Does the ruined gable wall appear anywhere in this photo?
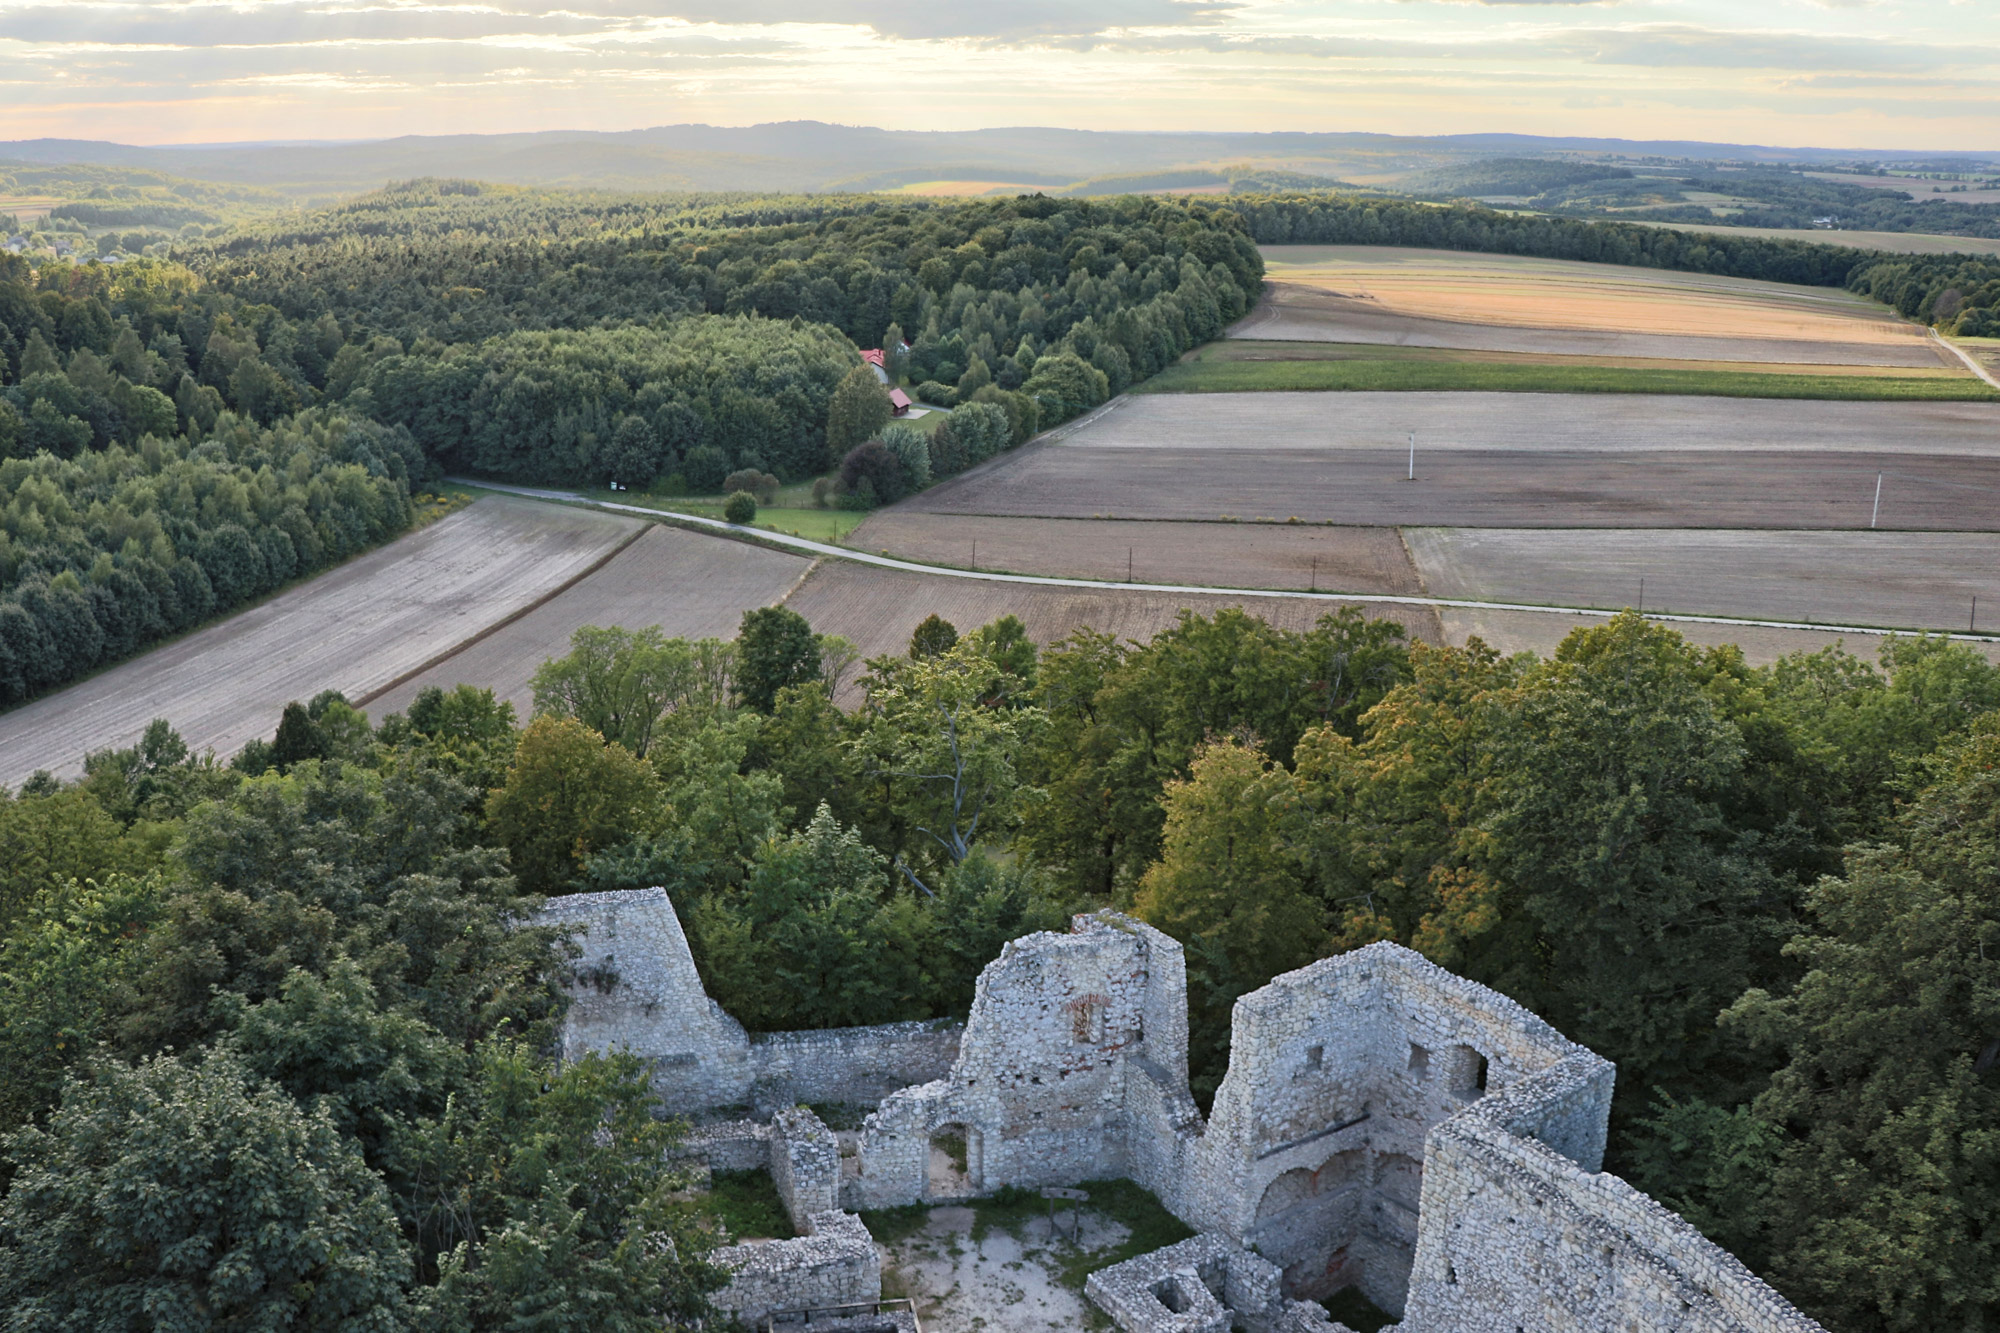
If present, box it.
[539,887,755,1109]
[539,889,960,1116]
[849,912,1192,1207]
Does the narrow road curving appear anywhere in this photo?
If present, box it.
[457,479,2000,645]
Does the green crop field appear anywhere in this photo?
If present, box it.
[1135,356,2000,401]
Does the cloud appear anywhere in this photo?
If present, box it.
[538,0,1240,43]
[1548,25,1995,72]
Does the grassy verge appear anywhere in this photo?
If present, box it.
[703,1168,794,1241]
[1136,357,2000,400]
[587,491,870,543]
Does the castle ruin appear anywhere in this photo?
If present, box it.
[541,888,1826,1333]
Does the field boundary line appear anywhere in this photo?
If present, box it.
[353,520,649,709]
[455,480,2000,645]
[1934,331,2000,391]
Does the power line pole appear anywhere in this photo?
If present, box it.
[1408,431,1415,482]
[1871,473,1883,529]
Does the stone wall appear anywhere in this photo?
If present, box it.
[1400,1090,1825,1333]
[749,1020,962,1111]
[539,888,959,1116]
[710,1210,881,1330]
[543,891,1826,1333]
[770,1106,841,1233]
[848,911,1189,1208]
[1171,943,1614,1317]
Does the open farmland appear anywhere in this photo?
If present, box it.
[1638,221,2000,256]
[843,513,1422,593]
[0,496,642,786]
[1406,528,2000,633]
[1435,605,2000,667]
[1243,246,1947,368]
[909,392,2000,529]
[370,524,812,718]
[782,561,1441,703]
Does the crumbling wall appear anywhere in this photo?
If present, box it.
[749,1020,961,1111]
[541,887,753,1108]
[850,912,1190,1207]
[1402,1103,1825,1333]
[710,1210,880,1329]
[540,889,960,1116]
[770,1106,841,1232]
[1168,942,1609,1317]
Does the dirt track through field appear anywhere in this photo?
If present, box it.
[0,496,642,786]
[371,525,812,719]
[783,561,1441,704]
[845,513,1422,594]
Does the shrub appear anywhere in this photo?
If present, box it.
[928,421,968,478]
[722,491,757,524]
[915,380,956,407]
[723,469,781,504]
[811,476,835,508]
[879,423,931,488]
[838,440,906,509]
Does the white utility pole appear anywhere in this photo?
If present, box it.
[1871,472,1883,529]
[1408,432,1415,481]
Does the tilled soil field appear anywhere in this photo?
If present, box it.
[369,524,814,719]
[844,513,1422,594]
[782,561,1442,703]
[983,392,2000,458]
[918,456,2000,531]
[0,495,643,786]
[1407,528,2000,634]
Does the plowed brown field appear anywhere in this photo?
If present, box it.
[843,513,1421,594]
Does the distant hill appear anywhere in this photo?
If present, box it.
[2,123,1991,201]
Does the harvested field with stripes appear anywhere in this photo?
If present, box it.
[1246,246,1945,368]
[0,495,642,786]
[371,524,811,719]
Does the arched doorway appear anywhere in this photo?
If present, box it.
[926,1123,979,1199]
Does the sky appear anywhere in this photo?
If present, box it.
[1,0,1996,152]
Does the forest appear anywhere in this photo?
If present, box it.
[0,605,1993,1331]
[0,188,1258,693]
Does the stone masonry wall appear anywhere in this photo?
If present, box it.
[710,1210,880,1329]
[539,889,958,1116]
[544,892,1825,1333]
[770,1106,842,1233]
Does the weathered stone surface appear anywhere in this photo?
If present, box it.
[711,1210,880,1329]
[545,892,1827,1333]
[540,887,959,1113]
